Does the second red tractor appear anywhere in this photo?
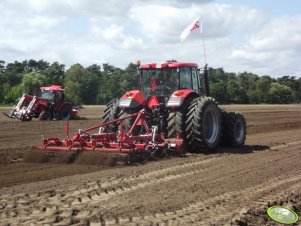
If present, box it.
[4,85,79,121]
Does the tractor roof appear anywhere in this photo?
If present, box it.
[40,85,65,92]
[140,62,198,69]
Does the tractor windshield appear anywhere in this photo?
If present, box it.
[40,91,54,100]
[140,69,178,97]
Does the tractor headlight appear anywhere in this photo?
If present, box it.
[119,98,132,107]
[167,97,184,107]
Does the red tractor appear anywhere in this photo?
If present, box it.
[4,85,79,121]
[33,62,246,163]
[102,62,246,152]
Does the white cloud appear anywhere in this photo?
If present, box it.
[102,25,124,39]
[28,16,63,29]
[130,3,263,43]
[231,15,301,76]
[0,0,300,77]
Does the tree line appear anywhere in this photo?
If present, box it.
[209,68,301,104]
[0,59,300,105]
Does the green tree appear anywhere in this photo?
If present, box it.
[247,90,261,104]
[44,62,65,85]
[98,64,123,103]
[64,64,85,103]
[22,72,47,95]
[0,60,5,73]
[3,61,26,86]
[64,64,100,104]
[256,76,272,102]
[267,82,293,104]
[3,84,23,103]
[237,72,258,91]
[277,76,301,103]
[86,64,102,78]
[227,79,248,104]
[210,80,228,104]
[81,72,100,104]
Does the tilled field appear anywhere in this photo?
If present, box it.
[0,105,301,225]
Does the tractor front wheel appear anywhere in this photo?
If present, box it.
[102,99,121,132]
[59,104,72,120]
[167,96,195,139]
[20,115,32,121]
[40,110,54,120]
[118,111,141,135]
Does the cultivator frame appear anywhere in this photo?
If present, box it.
[33,108,183,163]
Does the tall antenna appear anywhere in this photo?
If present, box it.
[201,17,207,66]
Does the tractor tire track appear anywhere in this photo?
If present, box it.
[109,170,301,226]
[96,142,301,225]
[0,154,225,225]
[0,141,300,225]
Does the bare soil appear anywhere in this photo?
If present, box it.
[0,104,301,225]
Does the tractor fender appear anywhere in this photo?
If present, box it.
[119,90,146,109]
[167,89,199,108]
[57,102,73,112]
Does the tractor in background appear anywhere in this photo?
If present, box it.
[4,85,79,121]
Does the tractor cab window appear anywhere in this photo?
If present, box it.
[55,91,64,104]
[140,69,177,97]
[40,91,54,101]
[140,69,159,96]
[179,67,192,89]
[192,67,199,93]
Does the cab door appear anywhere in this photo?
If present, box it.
[192,67,199,93]
[179,67,192,89]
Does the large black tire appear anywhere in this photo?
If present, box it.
[102,99,121,132]
[40,110,53,120]
[186,97,222,152]
[59,104,72,120]
[167,96,195,139]
[221,111,246,147]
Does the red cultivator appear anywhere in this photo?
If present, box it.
[33,108,183,164]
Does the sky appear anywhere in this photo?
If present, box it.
[0,0,301,77]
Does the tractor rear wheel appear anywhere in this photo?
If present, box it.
[186,97,222,152]
[221,111,246,147]
[102,99,121,132]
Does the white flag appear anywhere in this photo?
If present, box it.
[180,17,202,42]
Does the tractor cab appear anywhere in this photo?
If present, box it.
[40,85,66,106]
[139,62,200,98]
[119,62,205,110]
